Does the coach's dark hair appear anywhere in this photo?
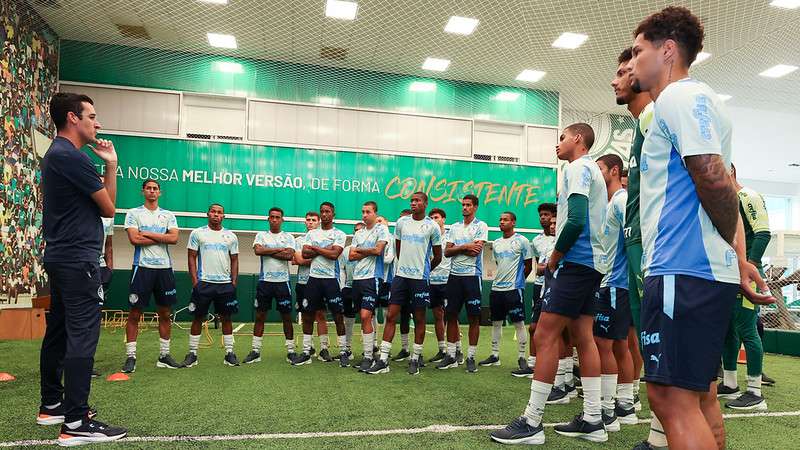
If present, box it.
[565,123,595,151]
[363,201,378,212]
[209,203,224,212]
[142,178,160,189]
[269,207,284,217]
[537,203,556,215]
[429,208,446,219]
[597,154,625,177]
[618,47,633,64]
[502,211,517,221]
[411,191,428,203]
[305,211,320,219]
[634,6,704,66]
[463,194,479,207]
[50,93,94,131]
[320,201,335,212]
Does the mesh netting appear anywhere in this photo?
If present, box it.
[761,265,800,330]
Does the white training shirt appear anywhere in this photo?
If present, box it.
[447,218,489,276]
[305,227,347,280]
[294,233,311,285]
[124,206,178,269]
[351,223,391,280]
[555,156,608,272]
[492,233,532,291]
[429,228,451,285]
[99,217,114,267]
[394,215,442,281]
[188,226,238,283]
[338,245,356,289]
[254,230,296,283]
[530,234,555,286]
[640,78,738,284]
[600,189,629,289]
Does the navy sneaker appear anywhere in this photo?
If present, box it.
[366,359,390,374]
[436,354,458,370]
[292,352,312,366]
[286,352,297,364]
[615,403,638,425]
[428,349,446,363]
[633,393,642,411]
[392,349,411,362]
[465,357,478,373]
[553,413,608,442]
[489,416,545,445]
[602,409,620,432]
[725,391,768,411]
[318,348,334,362]
[762,373,775,386]
[357,357,374,373]
[479,355,501,366]
[121,357,136,374]
[546,387,570,405]
[156,354,182,369]
[223,352,240,367]
[408,359,420,375]
[243,351,261,364]
[181,353,198,368]
[339,351,350,368]
[717,383,740,399]
[57,419,127,446]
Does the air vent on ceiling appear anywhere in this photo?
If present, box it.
[473,153,492,161]
[473,154,520,163]
[115,24,151,40]
[496,155,520,163]
[320,46,347,60]
[186,133,243,141]
[34,0,61,7]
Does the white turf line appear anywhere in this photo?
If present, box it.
[232,323,246,333]
[4,411,800,447]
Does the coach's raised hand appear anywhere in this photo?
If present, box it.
[88,138,118,164]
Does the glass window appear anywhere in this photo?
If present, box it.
[764,196,791,230]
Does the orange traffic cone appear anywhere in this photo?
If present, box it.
[106,372,130,382]
[737,344,747,364]
[0,372,16,382]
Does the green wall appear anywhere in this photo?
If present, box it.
[59,40,559,126]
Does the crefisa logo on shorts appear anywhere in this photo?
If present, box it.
[97,286,104,299]
[129,293,138,305]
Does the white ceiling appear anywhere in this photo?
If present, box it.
[28,0,800,181]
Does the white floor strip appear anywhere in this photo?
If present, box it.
[5,410,799,447]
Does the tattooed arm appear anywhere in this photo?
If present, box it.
[684,154,738,245]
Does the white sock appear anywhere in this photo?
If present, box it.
[582,376,602,424]
[468,345,477,359]
[528,356,536,369]
[523,380,552,427]
[723,369,738,389]
[189,334,200,355]
[618,382,634,409]
[555,358,568,389]
[379,340,392,362]
[223,334,234,354]
[320,334,330,350]
[514,321,527,359]
[446,341,457,357]
[344,317,355,350]
[363,332,375,358]
[491,321,502,357]
[337,334,347,353]
[252,335,263,352]
[601,374,618,413]
[747,374,762,397]
[126,341,137,358]
[412,343,423,361]
[159,338,170,357]
[564,357,575,386]
[65,420,83,430]
[303,334,312,354]
[285,339,295,353]
[438,340,446,351]
[401,333,409,351]
[456,339,462,352]
[648,414,668,447]
[633,378,640,396]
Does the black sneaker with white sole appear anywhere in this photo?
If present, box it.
[339,351,350,368]
[633,394,642,411]
[37,405,97,426]
[392,349,410,362]
[121,357,136,374]
[725,391,768,410]
[511,366,534,378]
[465,357,478,373]
[428,349,446,363]
[455,349,465,365]
[292,352,312,366]
[436,354,458,370]
[156,354,182,369]
[181,353,198,368]
[516,357,528,371]
[553,413,608,442]
[366,359,390,374]
[762,373,775,386]
[479,355,500,366]
[243,351,261,364]
[489,416,545,445]
[546,387,570,405]
[602,410,620,432]
[565,383,578,399]
[632,440,659,450]
[615,403,638,425]
[57,419,127,447]
[318,348,333,362]
[717,383,740,399]
[286,352,297,364]
[408,359,420,375]
[223,352,240,366]
[90,369,100,379]
[357,357,374,372]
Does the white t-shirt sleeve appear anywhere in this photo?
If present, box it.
[394,219,403,240]
[166,212,178,230]
[333,230,346,248]
[658,86,723,158]
[565,160,592,198]
[253,232,266,249]
[228,232,239,255]
[530,240,539,259]
[521,237,533,260]
[285,234,296,251]
[124,210,138,230]
[477,222,489,242]
[445,227,454,245]
[377,224,390,243]
[431,225,442,246]
[187,229,200,251]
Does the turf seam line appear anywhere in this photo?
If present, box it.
[4,410,799,447]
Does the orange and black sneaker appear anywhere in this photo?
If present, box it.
[57,419,126,446]
[38,404,97,426]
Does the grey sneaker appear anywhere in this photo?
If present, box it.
[318,348,333,362]
[465,357,478,373]
[725,391,768,410]
[408,359,420,375]
[511,366,534,378]
[156,354,182,369]
[181,352,198,368]
[292,352,312,366]
[602,409,620,432]
[490,416,545,445]
[553,413,608,442]
[615,403,638,425]
[243,351,261,364]
[762,373,775,386]
[286,352,297,364]
[517,357,528,371]
[366,358,390,374]
[121,356,136,374]
[392,349,411,362]
[357,357,374,372]
[223,352,240,366]
[339,351,350,368]
[436,354,458,370]
[479,354,501,366]
[546,387,570,405]
[455,349,465,364]
[717,383,740,399]
[428,349,446,363]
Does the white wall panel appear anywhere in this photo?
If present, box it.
[527,125,558,165]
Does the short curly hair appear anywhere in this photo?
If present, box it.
[634,6,704,66]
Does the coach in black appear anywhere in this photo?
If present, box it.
[38,93,127,445]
